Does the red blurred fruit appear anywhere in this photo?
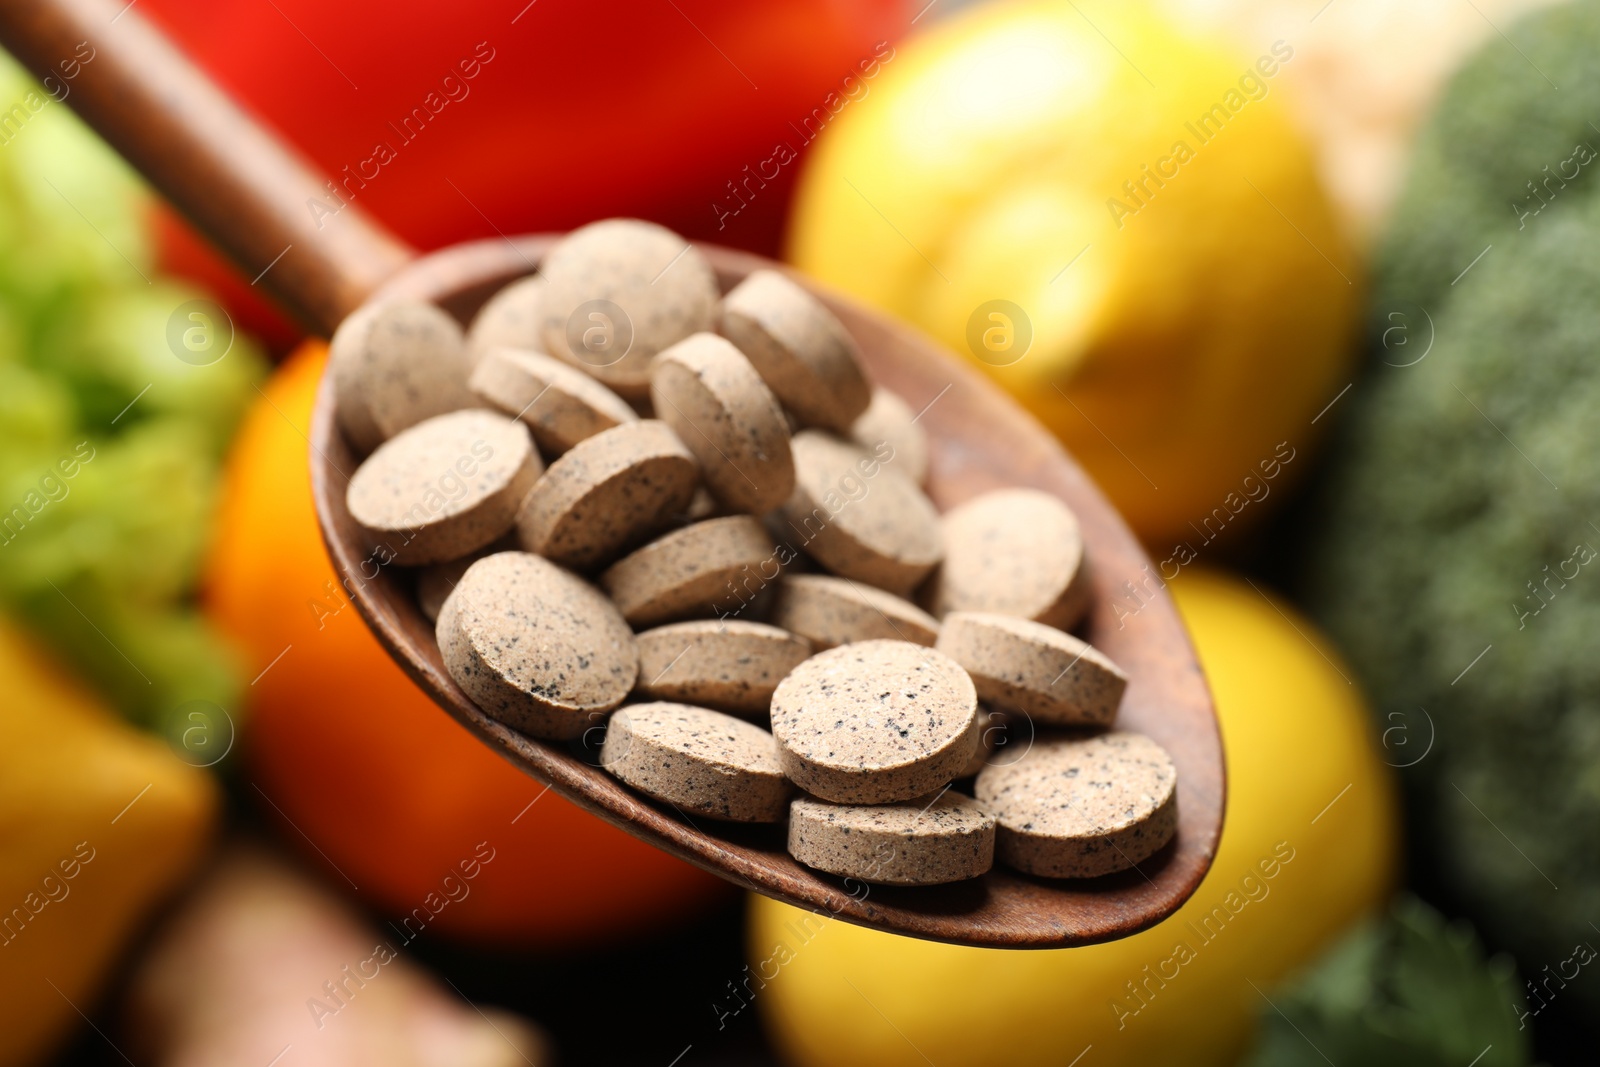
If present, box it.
[142,0,910,347]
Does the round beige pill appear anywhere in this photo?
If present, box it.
[851,387,929,485]
[470,345,637,455]
[925,488,1091,630]
[466,274,545,360]
[769,574,939,651]
[778,431,942,595]
[600,702,791,822]
[515,420,699,570]
[770,640,979,805]
[937,612,1127,727]
[976,731,1178,879]
[330,300,476,453]
[600,515,777,627]
[346,410,542,566]
[634,620,812,716]
[539,219,718,398]
[651,332,795,514]
[436,552,637,738]
[788,792,995,886]
[718,269,871,434]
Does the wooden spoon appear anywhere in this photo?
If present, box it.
[0,0,1223,948]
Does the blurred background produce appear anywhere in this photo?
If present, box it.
[1305,0,1600,1023]
[2,0,1597,1063]
[787,0,1359,545]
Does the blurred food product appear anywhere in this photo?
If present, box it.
[1242,895,1532,1067]
[203,343,728,946]
[787,0,1358,546]
[750,568,1398,1067]
[1153,0,1560,241]
[125,844,552,1067]
[0,616,217,1067]
[0,53,265,737]
[139,0,911,344]
[1304,0,1600,1017]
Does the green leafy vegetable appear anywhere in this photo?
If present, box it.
[0,50,265,743]
[1243,897,1533,1067]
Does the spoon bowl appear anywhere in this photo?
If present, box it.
[310,235,1225,948]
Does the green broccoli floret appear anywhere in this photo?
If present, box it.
[1304,0,1600,1016]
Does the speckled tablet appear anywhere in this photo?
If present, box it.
[634,620,812,716]
[650,332,795,514]
[600,702,791,822]
[539,219,718,398]
[600,515,777,627]
[851,387,929,486]
[515,420,699,569]
[466,274,545,360]
[769,574,940,650]
[777,431,942,595]
[330,300,476,453]
[436,552,637,738]
[925,488,1091,630]
[975,732,1177,879]
[788,792,995,886]
[470,345,637,455]
[937,612,1126,727]
[718,269,871,434]
[769,640,980,804]
[346,410,541,566]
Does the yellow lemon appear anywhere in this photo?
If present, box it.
[788,0,1359,545]
[748,569,1398,1067]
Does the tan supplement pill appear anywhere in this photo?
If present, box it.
[769,574,940,650]
[851,387,929,486]
[634,620,812,716]
[600,702,791,822]
[539,219,718,398]
[466,274,545,360]
[516,420,699,569]
[719,269,871,433]
[976,732,1178,878]
[437,552,637,739]
[937,612,1127,727]
[330,300,476,453]
[788,792,996,886]
[770,640,980,805]
[925,488,1091,630]
[470,345,637,455]
[416,543,501,623]
[650,332,795,514]
[346,410,541,566]
[600,515,777,627]
[778,431,942,595]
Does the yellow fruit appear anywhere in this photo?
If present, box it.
[0,616,217,1067]
[787,0,1359,545]
[749,569,1398,1067]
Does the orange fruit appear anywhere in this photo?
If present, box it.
[203,343,726,945]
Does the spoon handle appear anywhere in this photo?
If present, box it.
[0,0,414,334]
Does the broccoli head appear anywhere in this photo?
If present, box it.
[1304,0,1600,1014]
